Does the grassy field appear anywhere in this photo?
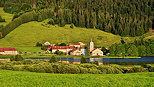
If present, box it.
[0,8,14,26]
[0,21,137,47]
[0,70,154,87]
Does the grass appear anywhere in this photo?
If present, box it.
[0,20,137,47]
[0,70,154,87]
[0,8,14,26]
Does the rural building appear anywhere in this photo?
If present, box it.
[49,46,74,54]
[0,47,19,55]
[69,43,81,48]
[70,47,86,55]
[91,48,104,56]
[44,41,51,45]
[69,42,86,48]
[90,40,104,56]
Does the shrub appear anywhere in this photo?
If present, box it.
[97,65,123,74]
[10,55,24,61]
[88,68,102,74]
[0,16,5,22]
[36,42,42,47]
[47,19,55,25]
[79,67,89,74]
[80,56,87,63]
[54,50,63,55]
[28,62,53,73]
[12,65,28,71]
[70,23,74,29]
[49,56,57,63]
[128,66,148,73]
[80,64,98,68]
[0,64,13,70]
[52,63,80,74]
[23,60,34,65]
[143,64,154,72]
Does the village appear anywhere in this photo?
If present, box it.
[0,40,110,56]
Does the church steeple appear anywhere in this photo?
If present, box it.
[90,39,94,52]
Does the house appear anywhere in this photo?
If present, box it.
[0,47,19,55]
[70,47,86,55]
[91,48,104,56]
[69,42,85,48]
[69,43,81,48]
[44,41,51,46]
[89,40,104,56]
[48,46,74,54]
[70,49,83,56]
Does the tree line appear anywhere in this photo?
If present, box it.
[109,38,154,57]
[0,0,154,37]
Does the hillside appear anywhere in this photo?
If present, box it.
[0,8,13,26]
[0,20,137,48]
[0,70,154,87]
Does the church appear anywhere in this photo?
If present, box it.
[90,40,104,56]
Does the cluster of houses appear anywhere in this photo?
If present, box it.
[0,40,109,56]
[44,40,106,56]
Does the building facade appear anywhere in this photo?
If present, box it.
[0,47,19,55]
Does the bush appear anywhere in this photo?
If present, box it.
[88,68,102,74]
[47,19,55,25]
[23,60,34,65]
[10,55,24,61]
[28,63,53,73]
[54,50,63,55]
[128,66,148,73]
[0,16,5,22]
[52,63,80,74]
[98,65,123,74]
[80,56,87,63]
[12,65,29,71]
[36,42,42,47]
[143,64,154,72]
[79,67,89,74]
[49,56,57,63]
[70,23,74,29]
[80,64,98,68]
[0,64,13,70]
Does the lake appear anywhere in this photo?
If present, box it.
[26,56,154,63]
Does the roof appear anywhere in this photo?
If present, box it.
[69,43,80,45]
[49,46,74,49]
[0,47,17,52]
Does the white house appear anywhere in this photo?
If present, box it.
[49,46,74,54]
[89,40,104,56]
[91,48,104,56]
[44,41,51,46]
[0,47,19,55]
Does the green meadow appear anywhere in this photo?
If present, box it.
[0,8,14,26]
[0,21,136,47]
[0,70,154,87]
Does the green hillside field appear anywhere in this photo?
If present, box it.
[0,70,154,87]
[0,8,14,26]
[0,20,137,51]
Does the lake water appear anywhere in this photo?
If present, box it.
[26,56,154,63]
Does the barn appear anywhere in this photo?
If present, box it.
[0,47,19,55]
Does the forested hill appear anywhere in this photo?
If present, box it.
[0,0,154,37]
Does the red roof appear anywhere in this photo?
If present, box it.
[49,46,74,49]
[69,43,80,45]
[0,47,17,52]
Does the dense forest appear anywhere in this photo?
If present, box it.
[0,0,154,37]
[109,38,154,56]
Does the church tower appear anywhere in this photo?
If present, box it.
[90,39,94,52]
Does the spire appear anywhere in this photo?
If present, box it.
[91,39,93,42]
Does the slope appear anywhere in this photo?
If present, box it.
[0,20,137,48]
